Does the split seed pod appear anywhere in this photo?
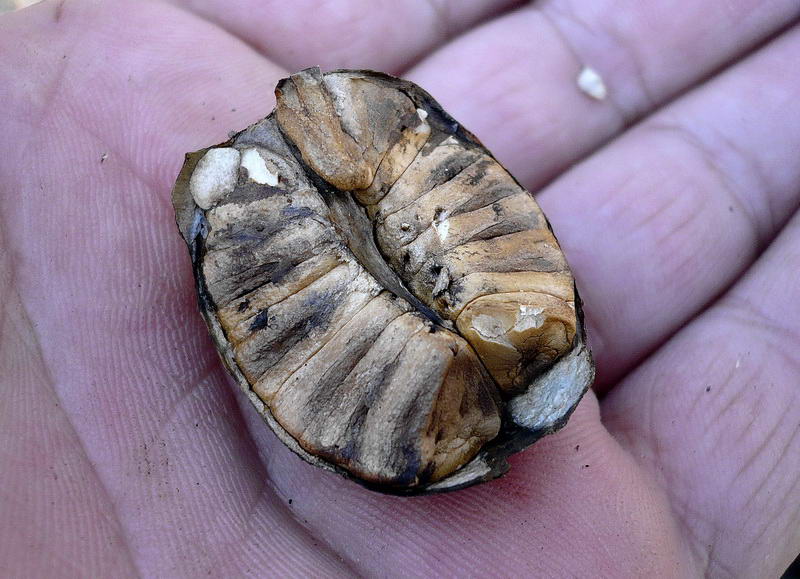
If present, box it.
[172,68,594,494]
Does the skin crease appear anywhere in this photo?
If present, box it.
[0,0,799,577]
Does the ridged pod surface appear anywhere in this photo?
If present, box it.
[172,68,594,494]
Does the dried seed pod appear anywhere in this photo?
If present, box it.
[172,68,594,494]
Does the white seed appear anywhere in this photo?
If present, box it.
[240,147,278,186]
[577,66,607,101]
[190,148,240,209]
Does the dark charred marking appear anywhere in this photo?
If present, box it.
[423,251,562,284]
[208,231,340,306]
[240,317,308,378]
[188,211,209,263]
[281,206,315,219]
[376,151,483,225]
[191,235,217,315]
[206,205,327,252]
[462,219,536,245]
[308,317,413,469]
[347,344,404,429]
[225,182,286,204]
[237,299,250,313]
[297,302,395,436]
[239,282,352,381]
[445,278,472,305]
[249,309,270,332]
[445,184,522,220]
[268,260,298,285]
[394,442,424,487]
[214,258,297,305]
[302,287,351,330]
[465,160,491,186]
[389,379,439,485]
[423,154,479,195]
[399,215,541,281]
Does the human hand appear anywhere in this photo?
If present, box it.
[2,1,799,576]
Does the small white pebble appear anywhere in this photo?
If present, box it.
[416,108,428,120]
[400,222,411,231]
[577,66,607,101]
[189,148,240,209]
[240,148,278,186]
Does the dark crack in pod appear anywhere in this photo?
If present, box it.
[171,67,595,495]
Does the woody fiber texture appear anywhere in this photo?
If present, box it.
[172,68,594,494]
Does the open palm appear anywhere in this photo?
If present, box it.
[2,1,799,576]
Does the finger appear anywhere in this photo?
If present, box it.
[414,19,800,390]
[244,392,696,577]
[407,0,800,189]
[168,0,521,73]
[0,1,350,575]
[602,209,800,578]
[538,24,800,388]
[0,231,137,577]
